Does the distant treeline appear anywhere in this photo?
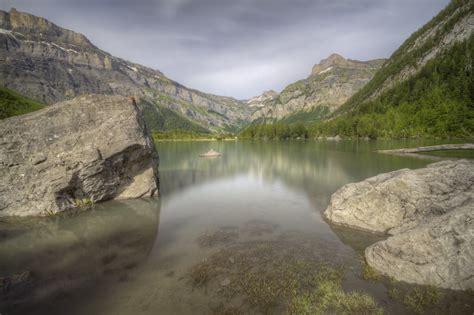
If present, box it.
[151,129,236,140]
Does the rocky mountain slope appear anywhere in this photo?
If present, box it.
[250,54,385,122]
[314,0,474,138]
[0,8,251,132]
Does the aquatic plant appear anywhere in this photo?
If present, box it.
[187,234,382,314]
[196,228,239,247]
[286,280,383,315]
[360,256,381,281]
[403,287,444,314]
[72,198,95,209]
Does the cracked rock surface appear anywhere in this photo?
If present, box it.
[324,160,474,289]
[365,205,473,290]
[0,94,159,217]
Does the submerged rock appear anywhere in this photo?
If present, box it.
[0,95,159,217]
[324,160,474,235]
[324,160,474,290]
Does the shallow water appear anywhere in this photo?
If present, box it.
[0,140,472,314]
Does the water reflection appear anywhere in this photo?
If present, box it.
[158,140,432,211]
[0,199,161,314]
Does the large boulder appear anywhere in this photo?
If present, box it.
[365,205,473,290]
[0,94,159,217]
[324,160,474,235]
[324,160,474,290]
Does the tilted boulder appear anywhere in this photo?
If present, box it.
[0,94,159,216]
[324,160,474,235]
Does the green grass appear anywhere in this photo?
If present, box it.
[403,287,444,314]
[0,86,46,119]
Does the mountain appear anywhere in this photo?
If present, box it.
[250,54,385,123]
[0,8,251,132]
[316,0,474,138]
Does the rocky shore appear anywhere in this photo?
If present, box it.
[0,95,159,217]
[324,160,474,290]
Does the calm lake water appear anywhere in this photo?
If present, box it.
[0,140,472,314]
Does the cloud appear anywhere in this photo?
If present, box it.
[1,0,450,98]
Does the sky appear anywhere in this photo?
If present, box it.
[1,0,450,99]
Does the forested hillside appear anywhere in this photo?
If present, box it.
[311,0,474,139]
[0,87,45,119]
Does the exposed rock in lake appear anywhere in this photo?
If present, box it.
[324,160,473,235]
[365,204,473,290]
[324,159,474,290]
[0,94,159,217]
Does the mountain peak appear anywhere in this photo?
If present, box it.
[0,8,94,50]
[311,53,349,75]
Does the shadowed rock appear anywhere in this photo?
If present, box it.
[0,94,159,217]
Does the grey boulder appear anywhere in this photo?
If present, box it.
[324,160,474,290]
[0,94,159,217]
[324,160,474,235]
[365,205,473,290]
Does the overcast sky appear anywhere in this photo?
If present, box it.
[1,0,449,99]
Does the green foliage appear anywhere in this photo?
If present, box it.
[311,32,474,139]
[280,106,330,124]
[240,123,309,140]
[0,86,46,119]
[339,0,473,114]
[139,99,211,134]
[151,129,235,140]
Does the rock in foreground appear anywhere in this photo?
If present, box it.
[0,95,159,217]
[324,160,473,235]
[365,205,473,290]
[324,160,474,290]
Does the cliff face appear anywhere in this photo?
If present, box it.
[0,8,251,132]
[0,95,159,217]
[251,54,385,122]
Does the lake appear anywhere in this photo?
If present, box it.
[1,140,472,314]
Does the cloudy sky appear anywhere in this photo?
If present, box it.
[2,0,449,99]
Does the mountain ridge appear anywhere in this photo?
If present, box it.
[250,54,385,122]
[0,8,251,132]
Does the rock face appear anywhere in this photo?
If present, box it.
[324,160,474,290]
[0,8,251,132]
[324,160,474,235]
[251,54,385,121]
[365,205,473,290]
[0,95,159,217]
